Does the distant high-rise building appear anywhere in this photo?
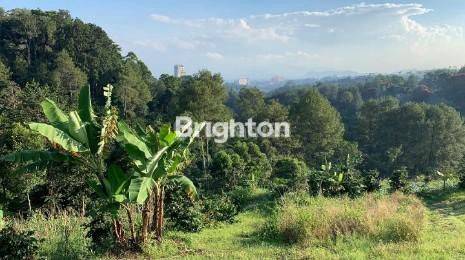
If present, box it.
[238,77,249,86]
[174,64,186,77]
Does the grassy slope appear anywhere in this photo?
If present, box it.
[146,185,465,259]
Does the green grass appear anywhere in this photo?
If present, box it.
[142,184,465,259]
[7,183,465,259]
[13,211,93,259]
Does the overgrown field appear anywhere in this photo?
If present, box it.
[4,183,465,259]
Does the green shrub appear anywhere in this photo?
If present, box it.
[227,186,256,210]
[0,225,40,259]
[390,167,409,191]
[165,182,204,232]
[86,210,117,253]
[363,169,381,192]
[458,164,465,189]
[271,158,309,195]
[202,194,238,224]
[308,161,368,197]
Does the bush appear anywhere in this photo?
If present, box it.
[271,158,309,194]
[269,192,424,245]
[390,167,409,191]
[202,194,238,224]
[363,169,381,192]
[0,225,40,259]
[308,162,367,197]
[227,186,256,210]
[458,165,465,189]
[165,182,204,232]
[86,210,117,253]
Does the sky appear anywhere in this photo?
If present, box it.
[1,1,465,80]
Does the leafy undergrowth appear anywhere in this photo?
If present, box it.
[7,185,465,259]
[142,187,465,259]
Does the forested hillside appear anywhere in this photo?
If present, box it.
[1,8,465,259]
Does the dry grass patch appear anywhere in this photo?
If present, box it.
[273,192,425,245]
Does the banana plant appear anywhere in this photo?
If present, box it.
[1,84,117,178]
[0,84,127,242]
[117,121,198,243]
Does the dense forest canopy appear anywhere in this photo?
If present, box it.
[1,7,465,258]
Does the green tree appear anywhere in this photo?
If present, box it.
[236,87,266,121]
[114,53,152,120]
[51,50,88,107]
[178,70,231,122]
[149,74,182,121]
[0,61,11,89]
[358,99,465,175]
[290,89,345,166]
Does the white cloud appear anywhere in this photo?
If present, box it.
[304,24,320,28]
[150,14,173,23]
[206,52,224,60]
[145,3,465,78]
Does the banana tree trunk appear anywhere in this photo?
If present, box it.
[155,186,165,242]
[140,192,154,243]
[125,205,136,243]
[112,218,125,245]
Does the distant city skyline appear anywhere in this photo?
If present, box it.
[2,0,465,80]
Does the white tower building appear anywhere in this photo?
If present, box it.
[174,64,186,77]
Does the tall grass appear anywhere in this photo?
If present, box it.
[271,192,425,245]
[13,210,92,259]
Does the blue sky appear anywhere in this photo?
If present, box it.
[1,1,465,80]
